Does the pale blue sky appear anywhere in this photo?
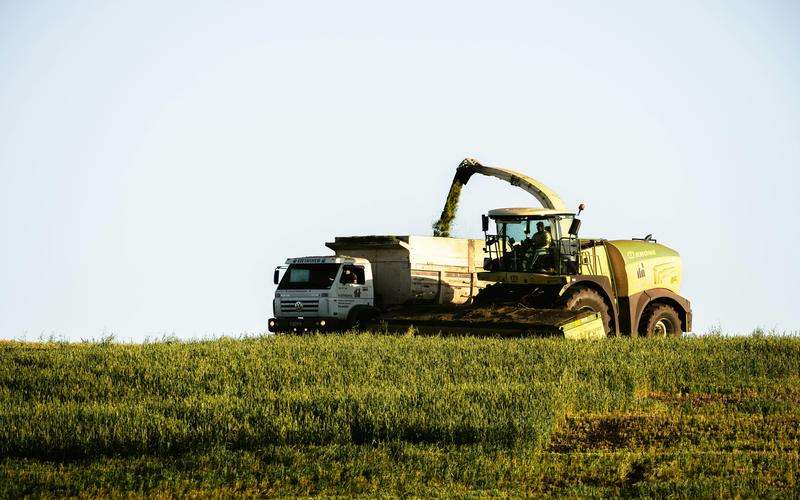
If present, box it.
[1,1,798,340]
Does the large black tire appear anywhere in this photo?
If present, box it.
[639,303,682,337]
[348,307,378,331]
[562,287,613,336]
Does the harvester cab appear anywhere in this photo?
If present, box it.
[482,207,582,276]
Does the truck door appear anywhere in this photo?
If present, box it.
[337,265,369,314]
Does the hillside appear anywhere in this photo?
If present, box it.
[1,334,799,497]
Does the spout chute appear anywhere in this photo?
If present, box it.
[433,158,567,237]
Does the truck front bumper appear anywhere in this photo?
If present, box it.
[268,317,344,333]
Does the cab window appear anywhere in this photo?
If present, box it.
[277,263,340,290]
[339,265,365,285]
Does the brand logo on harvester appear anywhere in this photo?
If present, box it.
[294,301,304,311]
[627,249,657,260]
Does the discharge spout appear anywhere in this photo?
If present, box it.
[432,158,567,237]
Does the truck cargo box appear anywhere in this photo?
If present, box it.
[325,235,488,307]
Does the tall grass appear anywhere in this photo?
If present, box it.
[2,335,798,457]
[1,334,799,496]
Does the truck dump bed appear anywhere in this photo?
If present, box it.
[326,235,488,307]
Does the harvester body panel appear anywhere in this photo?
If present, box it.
[605,240,682,296]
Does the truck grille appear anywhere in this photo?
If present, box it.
[280,299,319,313]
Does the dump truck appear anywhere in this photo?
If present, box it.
[268,236,485,333]
[267,158,691,337]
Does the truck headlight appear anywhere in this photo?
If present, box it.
[268,319,276,328]
[319,320,326,327]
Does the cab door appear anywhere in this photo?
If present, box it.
[336,264,360,317]
[336,264,370,314]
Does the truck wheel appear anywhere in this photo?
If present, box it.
[349,312,365,331]
[348,308,377,331]
[562,287,612,335]
[640,304,682,337]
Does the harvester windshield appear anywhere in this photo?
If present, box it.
[484,209,579,275]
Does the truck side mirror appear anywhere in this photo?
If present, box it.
[568,219,581,236]
[481,214,489,232]
[273,268,280,285]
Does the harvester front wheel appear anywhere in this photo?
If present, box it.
[640,304,682,337]
[562,287,612,336]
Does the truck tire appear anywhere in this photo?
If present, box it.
[348,307,378,331]
[562,287,612,336]
[640,303,682,337]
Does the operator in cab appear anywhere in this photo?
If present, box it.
[519,221,553,272]
[342,268,358,284]
[532,221,552,250]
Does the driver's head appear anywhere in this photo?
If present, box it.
[536,221,545,231]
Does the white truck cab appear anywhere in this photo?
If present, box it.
[268,256,375,332]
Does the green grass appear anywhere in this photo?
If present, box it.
[1,334,799,496]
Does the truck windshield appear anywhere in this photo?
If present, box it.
[278,263,340,290]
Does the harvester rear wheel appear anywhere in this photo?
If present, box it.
[562,287,612,336]
[640,304,682,337]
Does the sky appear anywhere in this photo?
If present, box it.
[1,1,798,340]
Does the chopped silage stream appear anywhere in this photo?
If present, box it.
[432,174,464,237]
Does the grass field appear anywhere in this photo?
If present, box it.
[1,334,799,497]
